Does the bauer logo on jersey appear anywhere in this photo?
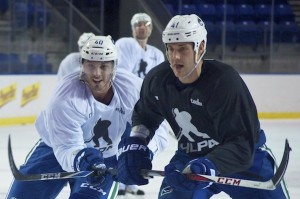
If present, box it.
[115,107,125,114]
[150,56,157,61]
[172,108,219,153]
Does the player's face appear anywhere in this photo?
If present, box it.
[166,42,198,83]
[83,60,114,94]
[133,21,152,40]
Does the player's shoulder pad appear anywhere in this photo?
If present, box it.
[115,37,135,46]
[203,59,239,77]
[114,68,143,100]
[144,60,170,81]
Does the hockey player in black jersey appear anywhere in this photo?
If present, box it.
[117,14,290,199]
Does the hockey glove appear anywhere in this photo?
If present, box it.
[117,137,153,185]
[165,157,218,192]
[74,148,107,186]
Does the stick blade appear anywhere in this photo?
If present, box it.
[8,135,94,181]
[8,135,25,180]
[271,139,292,186]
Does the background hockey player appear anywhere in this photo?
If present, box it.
[115,13,164,79]
[7,35,144,199]
[116,14,290,199]
[57,32,95,81]
[115,12,170,196]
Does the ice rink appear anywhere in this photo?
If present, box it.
[1,119,299,199]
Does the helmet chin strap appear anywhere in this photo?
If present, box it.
[182,49,205,79]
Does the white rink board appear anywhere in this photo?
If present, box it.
[1,74,300,126]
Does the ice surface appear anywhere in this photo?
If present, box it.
[1,119,299,198]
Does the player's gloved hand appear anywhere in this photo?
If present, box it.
[117,137,153,185]
[165,157,218,192]
[74,148,107,186]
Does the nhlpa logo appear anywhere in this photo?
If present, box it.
[172,108,209,142]
[172,108,219,153]
[92,119,112,147]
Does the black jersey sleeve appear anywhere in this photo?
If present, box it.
[204,65,260,175]
[131,62,168,140]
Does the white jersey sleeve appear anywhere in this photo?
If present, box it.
[36,73,92,172]
[57,52,81,81]
[147,119,171,156]
[115,37,138,72]
[35,69,143,172]
[116,37,169,156]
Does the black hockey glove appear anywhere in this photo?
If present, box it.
[165,157,218,192]
[117,137,153,185]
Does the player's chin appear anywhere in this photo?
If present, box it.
[87,81,102,90]
[136,35,148,40]
[93,86,107,94]
[172,67,183,76]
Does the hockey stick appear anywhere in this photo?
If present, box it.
[141,139,292,190]
[8,135,120,180]
[8,135,291,190]
[8,135,95,180]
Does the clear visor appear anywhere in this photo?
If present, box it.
[82,60,114,75]
[133,21,151,28]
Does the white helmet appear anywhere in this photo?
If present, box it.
[81,35,117,62]
[131,13,152,27]
[77,32,95,51]
[162,14,207,63]
[80,35,118,79]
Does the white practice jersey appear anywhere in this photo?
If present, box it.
[57,52,81,81]
[116,37,170,156]
[35,68,142,172]
[115,37,165,79]
[147,120,170,156]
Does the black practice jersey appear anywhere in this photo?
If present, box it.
[132,59,261,175]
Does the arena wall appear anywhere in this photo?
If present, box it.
[0,74,299,126]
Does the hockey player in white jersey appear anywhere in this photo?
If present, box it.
[6,35,147,199]
[115,13,170,196]
[57,32,95,81]
[115,13,165,79]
